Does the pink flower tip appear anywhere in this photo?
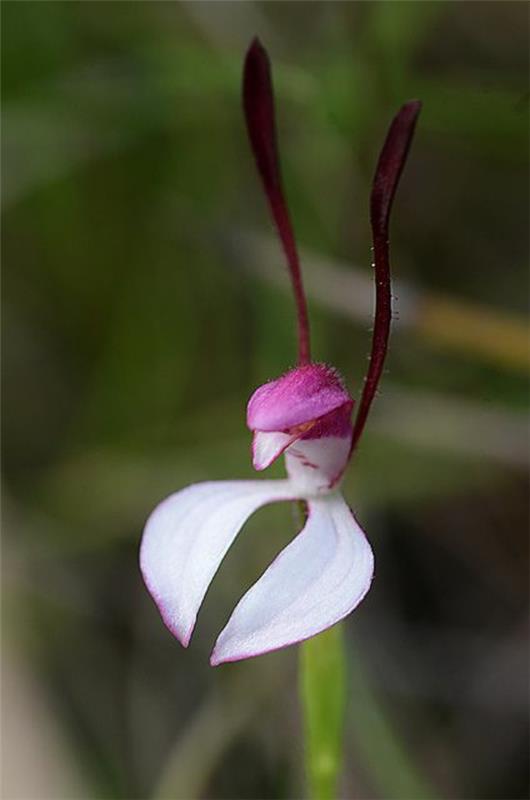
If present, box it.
[247,363,352,433]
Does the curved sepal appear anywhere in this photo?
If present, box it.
[211,492,374,665]
[140,480,293,647]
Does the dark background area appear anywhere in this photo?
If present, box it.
[2,2,528,798]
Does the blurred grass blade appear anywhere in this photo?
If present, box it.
[347,641,439,800]
[300,625,345,800]
[234,230,530,374]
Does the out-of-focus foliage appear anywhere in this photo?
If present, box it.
[2,2,528,799]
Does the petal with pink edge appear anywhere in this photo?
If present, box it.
[140,480,293,647]
[211,492,374,665]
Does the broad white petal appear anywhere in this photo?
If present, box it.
[252,430,299,470]
[211,492,374,665]
[140,480,293,646]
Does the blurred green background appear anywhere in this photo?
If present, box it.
[2,2,528,798]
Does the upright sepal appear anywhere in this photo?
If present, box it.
[243,38,311,365]
[350,101,422,454]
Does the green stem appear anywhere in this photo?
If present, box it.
[300,625,346,800]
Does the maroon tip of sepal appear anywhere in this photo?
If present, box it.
[350,101,422,455]
[243,39,311,365]
[370,100,422,235]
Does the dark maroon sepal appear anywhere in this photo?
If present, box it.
[243,38,311,365]
[350,101,422,453]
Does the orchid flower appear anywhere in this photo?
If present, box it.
[140,39,421,666]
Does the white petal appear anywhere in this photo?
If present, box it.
[285,435,351,495]
[211,492,374,665]
[252,430,298,470]
[140,480,294,646]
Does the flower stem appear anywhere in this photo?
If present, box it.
[300,625,346,800]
